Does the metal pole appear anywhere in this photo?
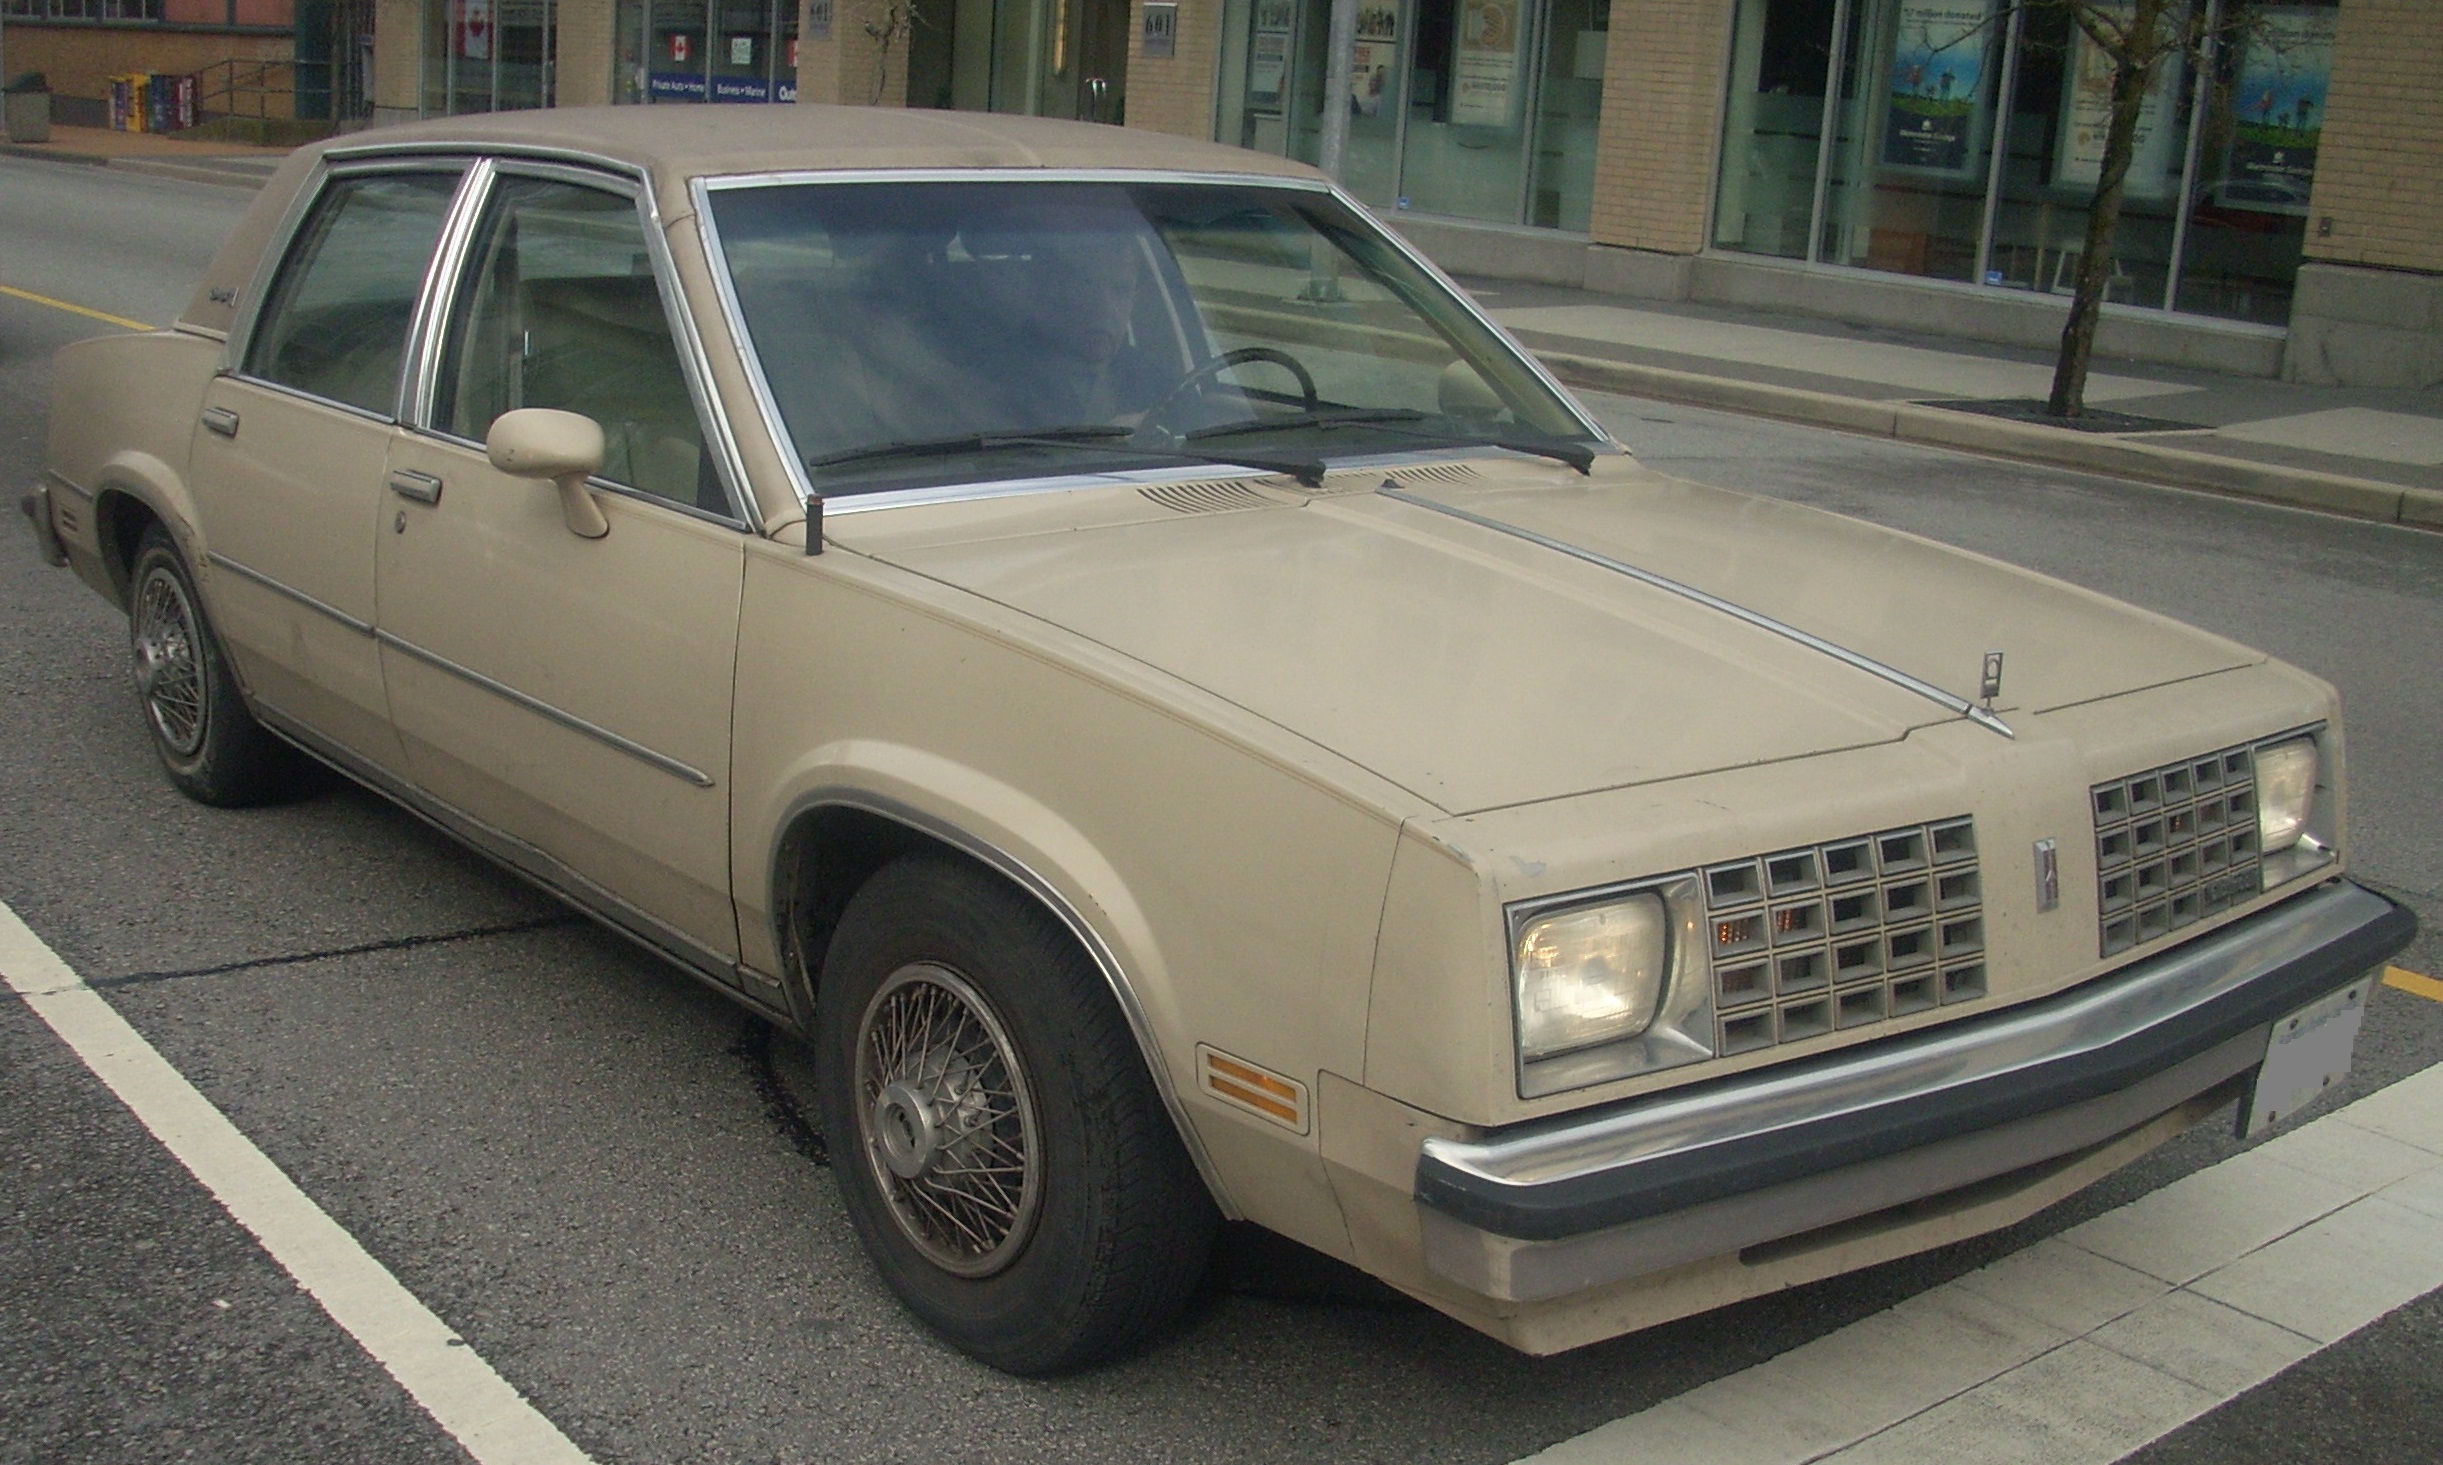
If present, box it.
[2162,0,2219,312]
[1317,0,1356,179]
[1973,0,2026,288]
[1806,0,1854,264]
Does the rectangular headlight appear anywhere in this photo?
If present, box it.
[1513,894,1667,1061]
[2255,736,2318,853]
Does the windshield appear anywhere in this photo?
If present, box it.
[705,178,1602,497]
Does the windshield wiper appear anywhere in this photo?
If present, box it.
[811,423,1328,488]
[1189,409,1596,476]
[807,424,1130,472]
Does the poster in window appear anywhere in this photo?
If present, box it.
[1351,2,1399,118]
[1452,0,1522,128]
[457,0,493,60]
[2223,6,2333,216]
[1247,0,1294,114]
[2053,1,2183,198]
[1880,0,1991,174]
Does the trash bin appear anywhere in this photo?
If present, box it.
[3,73,51,145]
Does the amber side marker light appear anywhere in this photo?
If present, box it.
[1198,1045,1310,1134]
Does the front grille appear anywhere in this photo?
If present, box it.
[1705,818,1986,1056]
[2092,745,2262,957]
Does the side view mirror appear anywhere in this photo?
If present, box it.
[487,408,609,539]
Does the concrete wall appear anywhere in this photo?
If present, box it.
[1123,0,1214,139]
[2285,1,2442,386]
[370,0,420,122]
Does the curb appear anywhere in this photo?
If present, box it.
[0,142,110,168]
[1,144,277,188]
[1541,351,2443,533]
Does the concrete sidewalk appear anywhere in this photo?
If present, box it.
[5,123,2434,531]
[1468,277,2443,532]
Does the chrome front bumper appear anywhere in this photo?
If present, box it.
[1417,880,2413,1302]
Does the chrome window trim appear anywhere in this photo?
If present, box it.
[1375,484,2019,740]
[769,788,1242,1221]
[374,628,716,788]
[224,156,478,420]
[206,551,374,637]
[407,156,759,531]
[692,169,1611,514]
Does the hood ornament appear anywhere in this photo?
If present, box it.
[1980,651,2005,712]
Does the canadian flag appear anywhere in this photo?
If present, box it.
[458,0,491,61]
[670,33,692,62]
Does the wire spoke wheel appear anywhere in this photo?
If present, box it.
[132,563,209,758]
[854,961,1043,1278]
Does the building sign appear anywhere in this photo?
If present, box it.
[730,35,755,65]
[2225,5,2333,215]
[1881,0,1990,175]
[1452,0,1522,128]
[1246,0,1293,114]
[2054,0,2182,198]
[807,0,832,42]
[1351,3,1398,117]
[1142,0,1178,59]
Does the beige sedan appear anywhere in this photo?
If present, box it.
[27,106,2414,1374]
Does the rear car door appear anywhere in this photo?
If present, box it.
[375,162,749,968]
[190,165,465,773]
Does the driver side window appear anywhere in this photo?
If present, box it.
[434,176,727,516]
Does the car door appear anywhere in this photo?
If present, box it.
[189,165,465,772]
[376,164,749,967]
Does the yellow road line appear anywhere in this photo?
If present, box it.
[2383,965,2443,1004]
[0,283,154,333]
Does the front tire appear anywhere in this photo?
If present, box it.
[815,856,1218,1374]
[128,523,298,806]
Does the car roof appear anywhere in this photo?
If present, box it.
[318,104,1329,190]
[182,105,1333,339]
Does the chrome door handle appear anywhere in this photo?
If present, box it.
[387,469,443,505]
[201,406,240,438]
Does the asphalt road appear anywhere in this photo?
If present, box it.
[3,155,2439,1465]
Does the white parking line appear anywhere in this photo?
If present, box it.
[0,899,595,1465]
[1518,1059,2443,1465]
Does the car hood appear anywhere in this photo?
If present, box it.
[840,459,2260,814]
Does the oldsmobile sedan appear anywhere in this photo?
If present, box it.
[25,105,2414,1375]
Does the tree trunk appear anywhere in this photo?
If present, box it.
[2047,0,2170,418]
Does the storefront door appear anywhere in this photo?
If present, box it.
[906,0,1130,120]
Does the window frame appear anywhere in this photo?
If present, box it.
[225,159,477,425]
[400,157,755,529]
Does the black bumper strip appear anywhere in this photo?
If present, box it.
[1417,885,2414,1242]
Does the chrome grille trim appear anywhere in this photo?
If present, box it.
[1704,817,1986,1055]
[2092,744,2262,957]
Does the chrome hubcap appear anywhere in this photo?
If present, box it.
[854,962,1041,1277]
[132,566,207,758]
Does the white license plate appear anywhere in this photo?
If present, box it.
[2242,978,2371,1138]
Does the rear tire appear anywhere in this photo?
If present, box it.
[815,855,1218,1374]
[128,523,299,807]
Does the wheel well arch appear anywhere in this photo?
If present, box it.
[768,791,1240,1219]
[91,487,163,604]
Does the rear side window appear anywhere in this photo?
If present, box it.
[243,172,460,416]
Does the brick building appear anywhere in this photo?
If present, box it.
[248,0,2443,383]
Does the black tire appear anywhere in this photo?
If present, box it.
[815,855,1219,1374]
[127,523,299,807]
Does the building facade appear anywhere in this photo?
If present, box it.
[347,0,2438,387]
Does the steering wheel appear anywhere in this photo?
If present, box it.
[1140,346,1319,441]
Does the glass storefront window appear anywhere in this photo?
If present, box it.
[1710,0,2332,326]
[612,0,796,104]
[422,0,558,114]
[1214,0,1602,230]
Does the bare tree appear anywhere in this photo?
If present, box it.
[862,0,924,106]
[2028,1,2272,418]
